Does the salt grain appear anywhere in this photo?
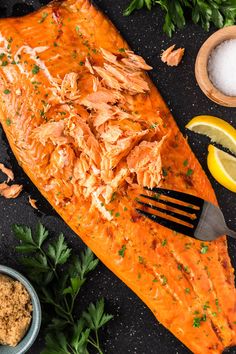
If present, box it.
[208,39,236,96]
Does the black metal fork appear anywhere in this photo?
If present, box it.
[136,188,236,241]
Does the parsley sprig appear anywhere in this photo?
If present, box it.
[13,223,113,354]
[124,0,236,37]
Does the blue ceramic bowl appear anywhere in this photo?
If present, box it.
[0,265,41,354]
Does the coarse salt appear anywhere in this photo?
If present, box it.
[208,39,236,97]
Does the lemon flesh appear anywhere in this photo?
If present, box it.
[207,145,236,193]
[186,115,236,155]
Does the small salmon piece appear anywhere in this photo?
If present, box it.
[127,139,164,189]
[0,184,23,199]
[60,72,80,101]
[31,121,68,146]
[0,182,8,192]
[29,196,38,209]
[0,163,14,182]
[85,58,94,74]
[122,50,153,70]
[161,45,185,66]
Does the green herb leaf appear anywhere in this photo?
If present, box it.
[12,224,34,244]
[39,12,48,24]
[124,0,236,37]
[32,64,40,74]
[83,298,113,331]
[200,243,209,254]
[187,168,193,176]
[13,224,112,354]
[118,245,126,257]
[47,233,71,266]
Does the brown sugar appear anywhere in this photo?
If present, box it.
[0,274,32,347]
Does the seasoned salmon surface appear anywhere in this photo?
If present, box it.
[0,1,235,353]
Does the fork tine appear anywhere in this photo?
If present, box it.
[137,200,196,224]
[140,194,198,214]
[145,187,204,208]
[136,209,195,237]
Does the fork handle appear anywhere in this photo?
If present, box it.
[226,228,236,239]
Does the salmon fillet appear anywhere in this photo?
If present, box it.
[0,1,235,352]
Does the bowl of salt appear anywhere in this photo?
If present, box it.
[195,26,236,107]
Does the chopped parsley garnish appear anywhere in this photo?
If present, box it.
[32,64,40,75]
[177,264,182,270]
[6,118,11,126]
[185,288,190,294]
[39,12,48,23]
[193,317,201,328]
[162,167,168,177]
[1,61,8,66]
[0,53,5,60]
[75,25,80,33]
[186,168,193,176]
[150,122,158,129]
[193,313,207,328]
[118,48,126,52]
[79,61,84,66]
[161,239,167,246]
[184,266,190,273]
[185,243,192,250]
[115,212,120,218]
[118,245,126,258]
[3,89,11,94]
[110,192,117,202]
[200,243,209,254]
[53,42,58,47]
[152,278,158,283]
[183,159,188,166]
[138,256,144,264]
[203,302,210,310]
[72,50,77,59]
[160,275,168,285]
[124,207,128,211]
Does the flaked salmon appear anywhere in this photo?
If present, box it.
[0,1,235,353]
[161,44,185,66]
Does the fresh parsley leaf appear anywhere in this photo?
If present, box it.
[34,223,49,247]
[83,298,113,331]
[41,332,71,354]
[47,233,71,266]
[69,248,99,279]
[13,224,34,244]
[124,0,236,37]
[71,319,90,353]
[13,224,113,354]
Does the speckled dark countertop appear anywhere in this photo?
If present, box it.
[0,1,235,353]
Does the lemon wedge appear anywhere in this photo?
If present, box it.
[186,115,236,155]
[207,145,236,192]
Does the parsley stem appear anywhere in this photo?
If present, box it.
[87,338,104,354]
[95,329,100,350]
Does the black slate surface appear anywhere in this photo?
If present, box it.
[0,1,235,353]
